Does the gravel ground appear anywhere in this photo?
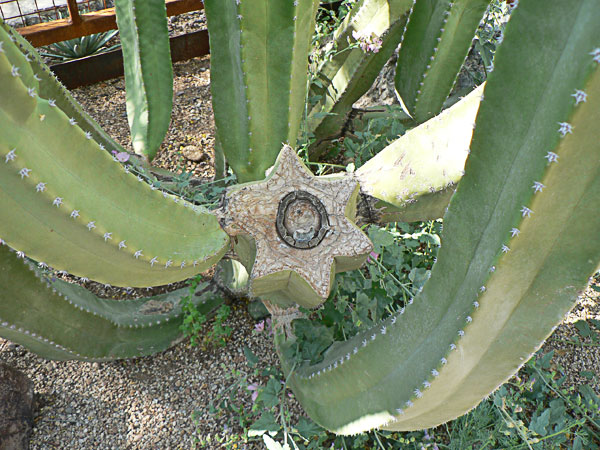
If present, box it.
[1,303,282,450]
[1,9,599,449]
[541,284,600,392]
[74,55,217,180]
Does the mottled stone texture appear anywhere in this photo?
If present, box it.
[0,363,33,450]
[218,145,372,307]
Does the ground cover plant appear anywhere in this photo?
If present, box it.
[0,0,599,445]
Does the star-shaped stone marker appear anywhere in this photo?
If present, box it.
[217,145,373,309]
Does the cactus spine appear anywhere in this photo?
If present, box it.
[277,0,600,433]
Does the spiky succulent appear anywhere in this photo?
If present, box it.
[1,0,599,436]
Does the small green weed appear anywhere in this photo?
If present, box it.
[179,275,232,348]
[338,109,406,169]
[179,276,209,347]
[126,159,236,210]
[206,304,233,348]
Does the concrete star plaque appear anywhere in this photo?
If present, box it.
[217,145,373,308]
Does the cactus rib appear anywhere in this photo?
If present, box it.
[394,0,491,123]
[276,0,600,433]
[307,0,414,158]
[0,244,224,361]
[355,84,483,223]
[114,0,173,160]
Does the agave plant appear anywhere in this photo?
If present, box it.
[40,29,120,62]
[1,0,599,436]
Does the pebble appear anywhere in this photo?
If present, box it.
[181,144,206,162]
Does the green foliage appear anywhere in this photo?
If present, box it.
[278,221,438,367]
[40,30,120,61]
[179,276,210,347]
[179,275,232,348]
[334,106,407,169]
[195,333,600,449]
[474,0,511,75]
[207,305,233,347]
[142,166,236,210]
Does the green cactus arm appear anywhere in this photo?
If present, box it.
[0,19,182,186]
[0,25,38,91]
[307,0,414,158]
[0,20,125,157]
[114,0,173,160]
[394,0,491,123]
[0,40,229,287]
[276,0,600,433]
[204,0,319,183]
[355,84,482,223]
[0,245,224,361]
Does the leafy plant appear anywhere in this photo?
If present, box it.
[196,343,600,449]
[1,0,599,441]
[40,30,120,61]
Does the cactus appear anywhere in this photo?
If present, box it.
[0,26,229,287]
[356,84,483,222]
[216,145,372,309]
[394,0,491,123]
[204,0,319,183]
[114,0,174,160]
[276,0,600,433]
[307,0,414,158]
[0,20,178,183]
[0,22,122,156]
[0,0,599,437]
[0,244,224,360]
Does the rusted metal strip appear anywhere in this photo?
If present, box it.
[17,0,204,47]
[49,29,210,89]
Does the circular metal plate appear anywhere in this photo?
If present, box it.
[276,191,329,249]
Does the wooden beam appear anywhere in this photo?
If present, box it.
[17,0,204,47]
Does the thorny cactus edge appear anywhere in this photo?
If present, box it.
[0,0,599,437]
[276,0,600,434]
